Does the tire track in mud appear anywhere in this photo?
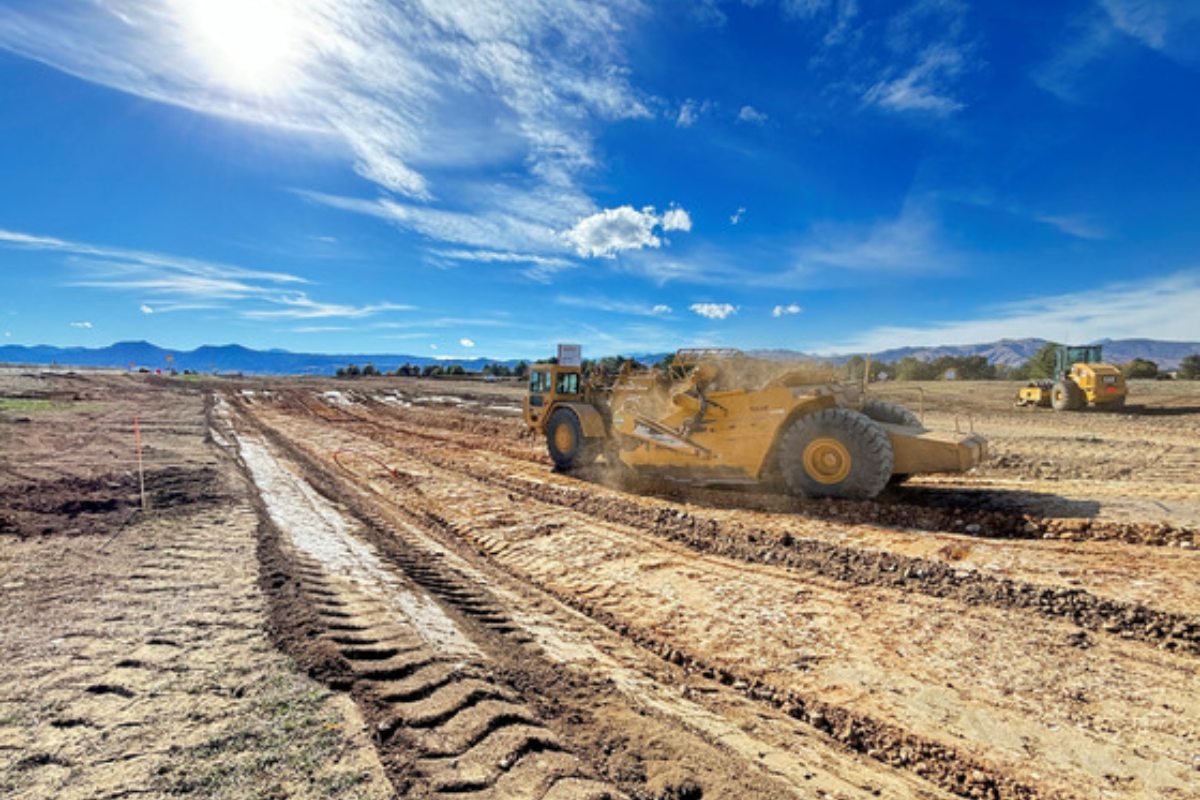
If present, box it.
[226,399,870,800]
[237,396,1103,800]
[286,395,1200,655]
[223,413,624,800]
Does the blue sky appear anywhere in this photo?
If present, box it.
[1,0,1199,361]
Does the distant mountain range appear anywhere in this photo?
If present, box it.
[2,337,1198,375]
[0,341,514,375]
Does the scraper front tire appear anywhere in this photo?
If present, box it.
[779,408,894,500]
[546,408,599,472]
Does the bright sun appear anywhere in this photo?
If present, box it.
[177,0,303,95]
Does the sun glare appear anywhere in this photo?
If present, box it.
[177,0,304,95]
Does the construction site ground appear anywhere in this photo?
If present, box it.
[2,370,1198,800]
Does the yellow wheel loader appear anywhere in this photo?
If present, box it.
[523,349,987,501]
[1014,345,1127,411]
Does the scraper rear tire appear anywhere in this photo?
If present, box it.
[779,408,894,500]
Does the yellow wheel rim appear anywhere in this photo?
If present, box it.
[802,437,851,484]
[553,421,575,453]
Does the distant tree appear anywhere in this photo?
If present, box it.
[422,364,443,377]
[335,367,346,378]
[894,356,939,381]
[1006,362,1033,381]
[513,361,529,379]
[1179,354,1200,380]
[844,355,866,382]
[362,363,379,377]
[343,363,361,377]
[1023,342,1063,380]
[1123,358,1158,379]
[931,355,996,380]
[447,364,466,376]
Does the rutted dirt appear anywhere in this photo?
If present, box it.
[5,372,1200,800]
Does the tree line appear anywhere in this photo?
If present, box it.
[844,344,1200,382]
[334,361,530,378]
[333,346,1200,382]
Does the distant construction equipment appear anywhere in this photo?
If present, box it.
[1015,344,1128,411]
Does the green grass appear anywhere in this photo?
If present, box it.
[0,397,101,414]
[0,398,62,414]
[154,666,375,800]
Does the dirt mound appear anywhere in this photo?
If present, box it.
[0,465,229,538]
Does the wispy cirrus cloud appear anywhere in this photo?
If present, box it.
[1099,0,1200,66]
[721,0,976,117]
[1036,2,1200,102]
[554,295,677,318]
[783,200,956,278]
[0,0,651,234]
[809,270,1200,354]
[241,296,412,320]
[0,226,404,321]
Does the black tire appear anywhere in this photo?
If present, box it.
[861,399,922,428]
[546,408,598,471]
[1051,380,1084,411]
[778,407,894,500]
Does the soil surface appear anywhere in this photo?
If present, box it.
[4,371,1199,799]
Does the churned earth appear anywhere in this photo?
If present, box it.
[3,369,1198,800]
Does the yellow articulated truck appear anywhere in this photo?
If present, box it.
[524,347,987,500]
[1015,345,1128,411]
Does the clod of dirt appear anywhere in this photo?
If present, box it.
[647,768,704,800]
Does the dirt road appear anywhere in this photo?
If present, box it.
[4,372,1199,799]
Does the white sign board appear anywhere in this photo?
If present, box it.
[557,344,582,367]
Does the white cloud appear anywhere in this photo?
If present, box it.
[563,205,693,258]
[809,270,1200,354]
[676,98,712,128]
[773,303,802,317]
[70,321,92,328]
[737,105,768,124]
[730,207,746,225]
[460,338,475,348]
[690,303,738,320]
[661,207,693,232]
[140,304,154,314]
[652,304,672,315]
[863,44,966,115]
